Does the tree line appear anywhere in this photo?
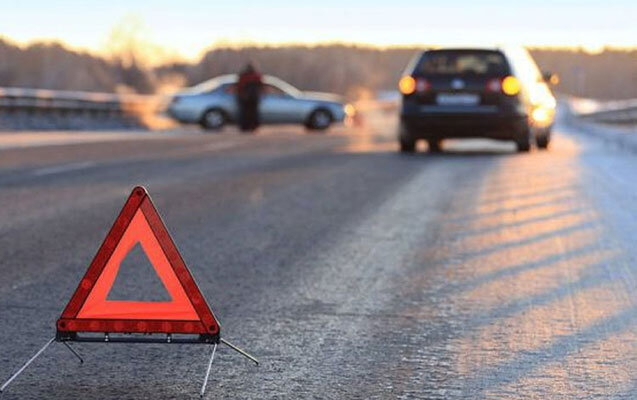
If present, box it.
[0,38,635,100]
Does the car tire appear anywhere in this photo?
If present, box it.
[400,140,416,153]
[427,139,442,153]
[306,109,332,131]
[515,126,531,152]
[516,139,531,152]
[398,122,416,153]
[399,137,416,153]
[201,108,226,131]
[536,131,551,149]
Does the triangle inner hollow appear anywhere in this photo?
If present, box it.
[107,242,172,302]
[76,208,199,321]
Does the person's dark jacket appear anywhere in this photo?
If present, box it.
[237,70,263,104]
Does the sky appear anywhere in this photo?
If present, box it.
[1,0,635,62]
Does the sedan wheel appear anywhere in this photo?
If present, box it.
[201,109,226,131]
[307,109,332,131]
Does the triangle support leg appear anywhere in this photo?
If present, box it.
[200,343,217,398]
[220,338,259,366]
[0,337,55,394]
[62,342,84,364]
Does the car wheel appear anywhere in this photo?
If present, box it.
[201,109,226,131]
[515,126,531,152]
[536,131,551,149]
[399,137,416,153]
[427,139,442,153]
[398,122,416,153]
[306,109,332,131]
[516,140,531,152]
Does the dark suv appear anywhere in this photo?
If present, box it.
[398,47,556,152]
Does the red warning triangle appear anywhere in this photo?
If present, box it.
[57,186,220,339]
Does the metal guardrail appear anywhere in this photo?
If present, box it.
[2,87,634,126]
[0,87,161,115]
[572,98,637,124]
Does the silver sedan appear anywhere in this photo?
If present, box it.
[167,74,351,131]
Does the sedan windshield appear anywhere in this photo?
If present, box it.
[189,75,237,94]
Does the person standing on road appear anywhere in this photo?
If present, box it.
[236,63,263,132]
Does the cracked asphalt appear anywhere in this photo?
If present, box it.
[0,110,635,399]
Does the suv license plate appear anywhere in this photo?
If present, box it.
[436,93,480,106]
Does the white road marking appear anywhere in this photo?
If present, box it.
[32,161,96,176]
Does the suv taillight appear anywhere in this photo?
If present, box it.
[485,76,521,96]
[486,78,501,93]
[399,76,416,95]
[399,76,430,95]
[502,76,521,95]
[415,78,430,92]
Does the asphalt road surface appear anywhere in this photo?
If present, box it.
[0,110,635,399]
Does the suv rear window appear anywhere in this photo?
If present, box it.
[415,50,509,76]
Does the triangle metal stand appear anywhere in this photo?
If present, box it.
[200,338,259,398]
[0,335,258,398]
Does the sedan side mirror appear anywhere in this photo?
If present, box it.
[542,71,559,86]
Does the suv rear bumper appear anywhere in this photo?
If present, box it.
[400,113,527,140]
[400,100,528,141]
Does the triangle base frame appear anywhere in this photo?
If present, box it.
[56,330,219,344]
